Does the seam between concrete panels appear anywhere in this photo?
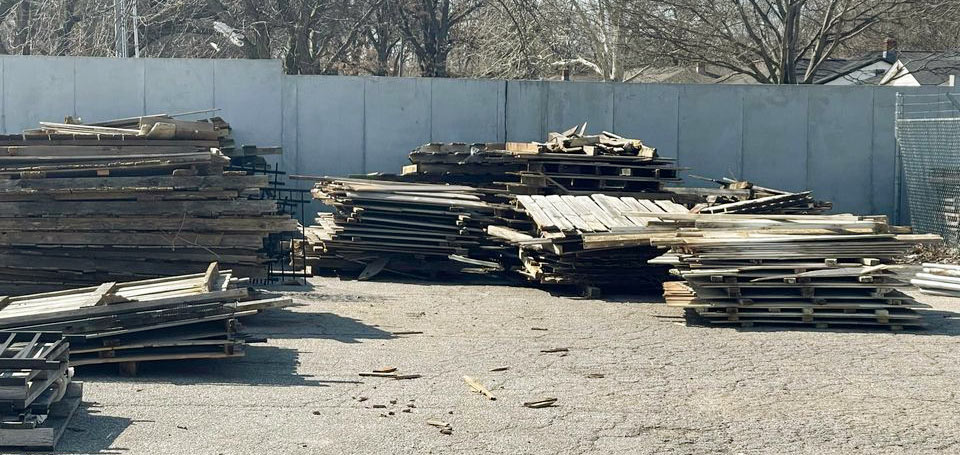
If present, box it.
[361,78,368,174]
[428,78,434,142]
[1,58,6,134]
[72,59,77,118]
[212,61,218,111]
[804,89,812,193]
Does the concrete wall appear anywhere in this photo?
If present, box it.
[0,55,944,222]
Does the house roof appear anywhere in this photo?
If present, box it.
[626,66,719,84]
[888,51,960,85]
[801,53,893,84]
[715,52,894,84]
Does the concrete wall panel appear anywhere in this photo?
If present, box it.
[296,76,365,177]
[807,87,875,213]
[3,56,75,133]
[75,58,144,122]
[678,85,743,182]
[430,79,505,143]
[144,59,215,115]
[363,77,431,172]
[741,86,808,191]
[546,82,614,134]
[505,81,547,141]
[215,59,283,149]
[613,84,680,159]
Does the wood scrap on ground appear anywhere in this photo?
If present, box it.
[523,398,558,408]
[463,375,497,400]
[359,368,421,380]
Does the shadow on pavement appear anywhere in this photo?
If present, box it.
[58,404,133,454]
[243,306,396,342]
[73,345,340,387]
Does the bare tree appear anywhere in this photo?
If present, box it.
[548,0,632,81]
[393,0,488,77]
[628,0,926,84]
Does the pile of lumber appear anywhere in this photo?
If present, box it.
[0,262,291,368]
[303,178,518,278]
[0,332,81,451]
[56,114,284,172]
[402,127,681,196]
[688,176,832,215]
[911,263,960,297]
[486,194,690,289]
[652,215,940,330]
[0,116,296,293]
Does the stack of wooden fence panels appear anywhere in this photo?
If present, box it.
[402,128,681,196]
[911,263,960,297]
[651,216,940,330]
[0,116,296,293]
[486,194,689,289]
[0,332,81,451]
[0,262,292,367]
[305,178,516,278]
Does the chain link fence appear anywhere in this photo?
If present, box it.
[896,93,960,245]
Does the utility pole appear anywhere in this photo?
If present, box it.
[131,0,140,58]
[113,0,140,58]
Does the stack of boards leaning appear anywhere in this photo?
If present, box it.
[0,114,296,294]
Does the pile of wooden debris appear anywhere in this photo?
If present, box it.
[689,176,832,215]
[0,115,297,293]
[652,215,940,330]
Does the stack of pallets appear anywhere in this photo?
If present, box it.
[0,263,291,369]
[486,194,689,290]
[402,128,681,196]
[305,178,516,278]
[0,332,81,451]
[0,116,297,293]
[652,216,940,330]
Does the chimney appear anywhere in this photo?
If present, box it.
[696,63,705,75]
[884,38,898,63]
[561,67,571,81]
